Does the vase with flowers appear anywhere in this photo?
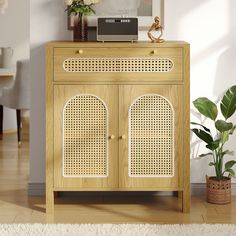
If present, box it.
[65,0,100,41]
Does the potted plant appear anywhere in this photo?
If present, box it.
[65,0,100,41]
[191,85,236,204]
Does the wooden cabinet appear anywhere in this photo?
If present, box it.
[46,42,190,213]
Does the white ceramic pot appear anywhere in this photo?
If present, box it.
[0,47,14,68]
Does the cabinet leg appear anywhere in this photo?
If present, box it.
[46,190,54,214]
[178,190,190,213]
[183,189,190,213]
[177,191,183,211]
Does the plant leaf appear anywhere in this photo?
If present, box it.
[191,122,211,133]
[220,85,236,120]
[221,132,229,144]
[226,169,235,177]
[222,150,234,157]
[199,153,213,158]
[215,120,233,132]
[193,97,218,120]
[229,125,236,135]
[225,160,236,170]
[66,1,96,16]
[191,128,213,144]
[206,139,220,150]
[209,162,215,166]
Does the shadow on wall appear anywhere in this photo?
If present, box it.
[30,45,46,181]
[165,0,211,39]
[214,35,236,95]
[29,0,71,183]
[35,0,71,39]
[190,0,236,182]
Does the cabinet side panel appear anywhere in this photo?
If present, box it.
[183,45,190,212]
[46,45,54,212]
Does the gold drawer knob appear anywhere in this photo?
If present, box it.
[120,135,126,140]
[75,49,84,54]
[109,135,115,140]
[151,50,158,55]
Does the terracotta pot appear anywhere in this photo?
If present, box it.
[206,175,231,204]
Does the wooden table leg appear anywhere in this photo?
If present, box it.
[0,105,3,140]
[16,109,21,145]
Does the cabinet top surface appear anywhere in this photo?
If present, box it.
[47,41,190,48]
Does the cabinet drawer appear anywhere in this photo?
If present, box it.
[53,47,183,82]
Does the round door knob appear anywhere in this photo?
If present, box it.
[75,49,83,54]
[120,135,126,140]
[109,135,115,140]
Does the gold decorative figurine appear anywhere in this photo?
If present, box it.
[147,16,164,43]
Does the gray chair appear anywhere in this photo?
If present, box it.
[0,60,30,144]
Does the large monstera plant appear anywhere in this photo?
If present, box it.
[191,85,236,180]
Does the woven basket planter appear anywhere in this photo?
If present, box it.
[206,175,231,204]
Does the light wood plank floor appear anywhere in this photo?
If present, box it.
[0,133,236,224]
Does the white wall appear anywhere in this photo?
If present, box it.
[29,0,236,184]
[30,0,71,183]
[0,0,29,130]
[163,0,236,183]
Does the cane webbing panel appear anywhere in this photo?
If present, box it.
[63,58,173,73]
[129,94,174,177]
[63,94,108,177]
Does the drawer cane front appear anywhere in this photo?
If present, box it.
[63,94,108,177]
[63,58,174,73]
[53,47,183,82]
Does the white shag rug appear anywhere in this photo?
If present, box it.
[0,224,235,236]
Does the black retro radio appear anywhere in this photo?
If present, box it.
[97,17,138,42]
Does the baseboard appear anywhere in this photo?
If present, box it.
[3,129,17,134]
[28,183,236,196]
[28,183,45,196]
[192,183,236,196]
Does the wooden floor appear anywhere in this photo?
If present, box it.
[0,133,236,224]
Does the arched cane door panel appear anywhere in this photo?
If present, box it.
[63,94,108,177]
[129,94,174,177]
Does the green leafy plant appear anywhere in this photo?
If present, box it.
[191,85,236,180]
[65,0,99,17]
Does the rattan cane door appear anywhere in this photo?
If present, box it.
[119,85,183,190]
[54,85,118,189]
